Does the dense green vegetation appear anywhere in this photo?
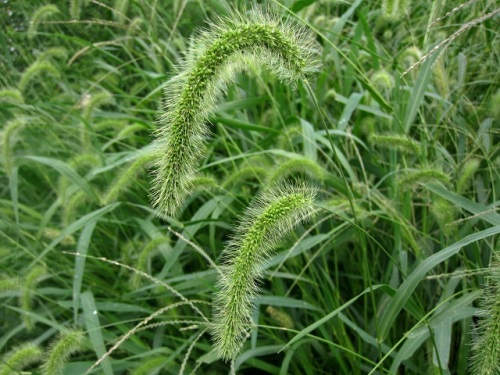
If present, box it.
[1,0,499,374]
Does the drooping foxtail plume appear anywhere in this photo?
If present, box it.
[212,182,316,360]
[151,6,319,216]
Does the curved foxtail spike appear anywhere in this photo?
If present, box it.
[0,342,43,375]
[42,329,86,375]
[151,6,320,216]
[212,182,317,360]
[469,252,500,374]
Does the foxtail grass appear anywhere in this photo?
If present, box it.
[212,182,317,360]
[151,6,319,216]
[469,252,500,375]
[21,266,47,330]
[2,118,27,176]
[0,342,43,375]
[27,4,60,39]
[101,153,155,205]
[18,60,60,92]
[42,329,86,375]
[381,0,411,20]
[369,133,420,153]
[268,155,325,185]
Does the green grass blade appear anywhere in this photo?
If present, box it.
[337,92,362,131]
[388,291,479,373]
[19,156,98,201]
[281,284,386,351]
[29,203,120,268]
[300,118,318,162]
[213,116,280,134]
[73,222,97,322]
[9,166,19,224]
[255,296,322,312]
[402,51,440,132]
[425,183,500,226]
[378,226,500,341]
[81,291,114,375]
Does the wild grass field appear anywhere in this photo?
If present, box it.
[0,0,499,374]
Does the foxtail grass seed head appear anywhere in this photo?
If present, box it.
[398,167,450,188]
[381,0,411,20]
[222,166,269,190]
[488,89,500,119]
[18,60,61,92]
[130,356,168,375]
[212,182,317,360]
[62,191,90,226]
[266,306,294,329]
[82,91,115,121]
[27,4,60,39]
[371,69,395,93]
[37,47,68,62]
[0,275,21,293]
[2,117,27,176]
[190,173,220,192]
[0,342,43,375]
[398,46,423,68]
[0,87,24,104]
[21,265,47,330]
[42,329,86,375]
[469,252,500,375]
[368,133,420,153]
[268,156,325,185]
[456,158,480,194]
[432,57,449,98]
[131,236,170,288]
[430,197,456,237]
[101,152,155,205]
[70,0,83,20]
[276,124,303,150]
[151,6,320,217]
[42,228,76,246]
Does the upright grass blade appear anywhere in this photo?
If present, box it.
[81,291,113,375]
[388,292,479,373]
[402,51,440,132]
[281,284,388,351]
[29,203,120,268]
[19,156,98,202]
[425,183,500,226]
[73,222,97,322]
[378,226,500,342]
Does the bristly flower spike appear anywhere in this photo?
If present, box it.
[151,6,319,216]
[212,182,317,360]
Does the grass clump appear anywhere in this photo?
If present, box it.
[2,1,499,373]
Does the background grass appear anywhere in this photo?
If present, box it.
[1,0,499,374]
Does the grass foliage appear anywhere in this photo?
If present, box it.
[0,0,499,374]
